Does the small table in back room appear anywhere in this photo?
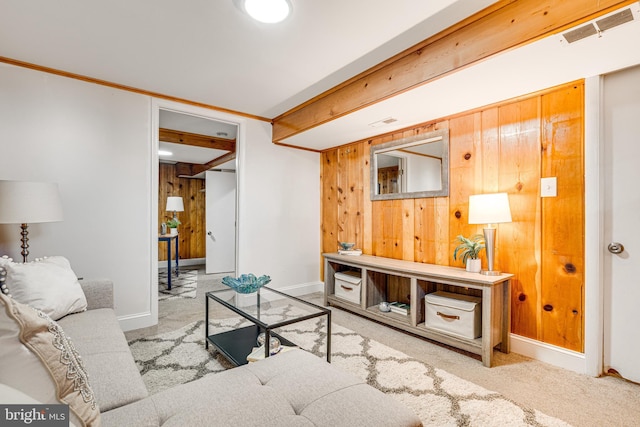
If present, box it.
[158,233,179,289]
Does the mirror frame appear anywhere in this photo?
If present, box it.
[370,129,449,201]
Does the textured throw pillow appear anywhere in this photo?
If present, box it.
[0,255,11,296]
[0,293,100,427]
[1,256,87,320]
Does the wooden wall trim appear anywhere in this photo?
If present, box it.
[273,0,635,143]
[0,56,271,123]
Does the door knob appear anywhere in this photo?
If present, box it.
[608,242,624,254]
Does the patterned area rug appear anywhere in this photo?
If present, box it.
[128,311,571,426]
[158,269,198,299]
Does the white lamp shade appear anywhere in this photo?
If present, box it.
[0,180,64,224]
[468,193,512,225]
[166,196,184,212]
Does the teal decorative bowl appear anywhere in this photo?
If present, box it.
[339,242,355,251]
[222,274,271,294]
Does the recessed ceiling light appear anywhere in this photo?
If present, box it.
[240,0,292,24]
[158,150,173,156]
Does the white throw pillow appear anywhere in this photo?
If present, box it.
[0,293,100,426]
[1,256,87,320]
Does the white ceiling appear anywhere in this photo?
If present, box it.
[0,2,493,121]
[285,4,640,149]
[2,1,640,154]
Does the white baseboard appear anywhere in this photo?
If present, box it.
[118,311,155,332]
[511,333,587,374]
[276,281,324,297]
[158,258,205,269]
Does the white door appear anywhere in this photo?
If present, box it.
[603,64,640,383]
[205,170,236,274]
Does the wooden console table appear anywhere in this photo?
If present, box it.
[323,253,512,367]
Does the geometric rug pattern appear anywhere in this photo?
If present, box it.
[158,269,198,300]
[128,306,572,426]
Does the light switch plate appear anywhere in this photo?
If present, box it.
[541,177,557,197]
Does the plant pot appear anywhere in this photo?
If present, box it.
[466,258,481,273]
[169,228,178,236]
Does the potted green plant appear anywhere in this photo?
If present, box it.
[453,234,485,273]
[166,218,181,235]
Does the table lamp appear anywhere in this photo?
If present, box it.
[166,196,184,221]
[0,180,64,262]
[468,193,512,276]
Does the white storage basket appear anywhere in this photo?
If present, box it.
[425,291,481,339]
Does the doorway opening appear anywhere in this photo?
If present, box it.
[155,107,239,301]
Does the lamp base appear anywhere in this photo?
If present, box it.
[480,269,502,276]
[20,223,30,263]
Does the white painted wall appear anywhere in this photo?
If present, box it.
[237,119,321,291]
[0,63,153,328]
[405,155,441,192]
[0,65,322,330]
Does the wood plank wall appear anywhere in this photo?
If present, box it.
[158,163,206,261]
[321,82,584,352]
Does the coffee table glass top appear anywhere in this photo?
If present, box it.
[205,286,332,365]
[207,286,328,328]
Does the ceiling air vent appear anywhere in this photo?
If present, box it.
[562,24,598,43]
[596,8,634,31]
[368,117,398,128]
[561,7,637,44]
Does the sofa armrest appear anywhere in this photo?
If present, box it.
[79,279,114,310]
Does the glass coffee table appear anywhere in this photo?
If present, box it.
[205,286,331,366]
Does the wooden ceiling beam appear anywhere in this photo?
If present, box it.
[174,151,237,177]
[159,128,236,151]
[271,0,636,143]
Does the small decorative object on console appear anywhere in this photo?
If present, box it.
[338,242,362,256]
[379,301,391,312]
[221,273,271,294]
[339,242,355,251]
[388,302,410,315]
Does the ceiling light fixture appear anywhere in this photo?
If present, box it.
[158,150,173,156]
[240,0,292,24]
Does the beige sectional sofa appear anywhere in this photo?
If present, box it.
[2,278,422,427]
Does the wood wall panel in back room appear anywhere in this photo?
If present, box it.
[158,163,206,261]
[321,81,584,352]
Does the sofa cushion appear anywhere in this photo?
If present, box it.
[100,349,422,427]
[0,255,87,320]
[58,308,149,412]
[0,293,100,427]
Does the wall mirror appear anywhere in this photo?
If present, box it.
[370,129,449,200]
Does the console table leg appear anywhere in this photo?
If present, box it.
[481,287,493,367]
[326,311,332,363]
[498,280,511,353]
[167,241,172,290]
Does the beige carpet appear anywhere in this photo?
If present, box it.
[125,270,640,427]
[128,316,570,426]
[158,269,198,299]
